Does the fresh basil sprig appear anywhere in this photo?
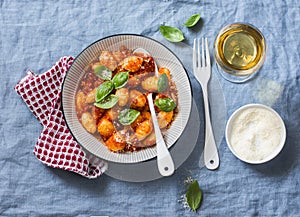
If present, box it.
[159,13,201,41]
[186,180,202,212]
[118,109,140,125]
[112,71,129,89]
[155,97,176,112]
[159,26,185,42]
[158,73,169,93]
[94,94,119,109]
[183,13,201,27]
[94,65,112,80]
[95,81,114,102]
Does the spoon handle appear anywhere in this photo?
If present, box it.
[147,93,175,176]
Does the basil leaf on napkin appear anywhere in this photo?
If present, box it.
[95,81,114,102]
[158,73,169,93]
[94,94,118,109]
[94,65,112,80]
[183,13,201,27]
[186,180,202,212]
[155,97,176,112]
[112,71,129,89]
[118,109,140,125]
[159,25,185,42]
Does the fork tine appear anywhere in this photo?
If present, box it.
[197,38,201,68]
[193,37,210,69]
[205,38,210,67]
[201,38,205,67]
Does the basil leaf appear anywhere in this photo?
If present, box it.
[186,180,202,212]
[154,97,176,112]
[159,25,185,42]
[112,71,129,89]
[118,109,140,125]
[94,94,118,109]
[183,13,201,27]
[158,73,169,93]
[94,65,112,80]
[95,81,114,102]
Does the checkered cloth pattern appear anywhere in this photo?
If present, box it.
[14,56,107,178]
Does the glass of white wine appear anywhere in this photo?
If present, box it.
[214,23,266,83]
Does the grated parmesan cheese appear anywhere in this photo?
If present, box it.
[229,107,283,162]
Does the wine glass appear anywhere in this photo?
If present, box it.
[214,23,266,83]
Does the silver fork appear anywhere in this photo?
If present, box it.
[193,38,220,170]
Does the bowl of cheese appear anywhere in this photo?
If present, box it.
[225,104,286,164]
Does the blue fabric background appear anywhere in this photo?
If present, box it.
[1,0,299,216]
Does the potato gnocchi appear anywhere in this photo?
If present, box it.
[75,46,178,153]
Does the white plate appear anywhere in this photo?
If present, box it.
[62,34,192,163]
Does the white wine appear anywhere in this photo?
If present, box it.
[214,23,266,77]
[223,32,258,69]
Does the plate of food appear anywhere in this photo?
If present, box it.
[62,34,192,163]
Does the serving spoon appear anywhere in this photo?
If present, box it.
[134,48,175,176]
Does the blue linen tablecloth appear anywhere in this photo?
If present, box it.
[1,0,299,216]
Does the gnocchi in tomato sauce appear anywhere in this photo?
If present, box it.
[75,46,178,153]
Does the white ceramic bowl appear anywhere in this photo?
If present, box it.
[225,104,286,164]
[61,34,192,163]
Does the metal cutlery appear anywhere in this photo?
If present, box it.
[134,48,175,176]
[193,38,220,170]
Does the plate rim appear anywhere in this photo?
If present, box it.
[61,33,193,163]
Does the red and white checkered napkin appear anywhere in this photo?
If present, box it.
[14,56,107,179]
